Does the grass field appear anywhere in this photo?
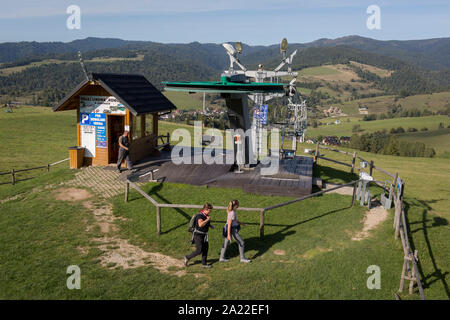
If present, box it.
[0,106,448,299]
[163,91,205,111]
[299,66,342,76]
[397,128,450,157]
[0,106,76,173]
[334,92,450,115]
[0,55,144,76]
[349,61,392,78]
[308,115,450,155]
[0,166,437,299]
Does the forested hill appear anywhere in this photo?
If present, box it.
[2,35,450,70]
[1,35,450,106]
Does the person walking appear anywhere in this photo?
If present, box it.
[117,130,133,172]
[184,203,215,268]
[219,199,251,263]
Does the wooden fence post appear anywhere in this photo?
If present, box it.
[314,142,319,164]
[11,169,15,185]
[47,164,50,172]
[260,210,265,239]
[394,197,402,239]
[351,152,356,174]
[351,181,357,206]
[389,172,398,203]
[125,181,129,202]
[156,206,161,237]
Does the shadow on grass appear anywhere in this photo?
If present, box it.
[127,182,192,235]
[314,163,359,184]
[127,182,354,265]
[404,199,449,298]
[222,205,352,261]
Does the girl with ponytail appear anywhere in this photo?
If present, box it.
[220,199,251,263]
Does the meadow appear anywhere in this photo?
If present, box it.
[308,115,450,156]
[0,106,448,299]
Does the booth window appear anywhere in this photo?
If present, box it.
[131,115,142,140]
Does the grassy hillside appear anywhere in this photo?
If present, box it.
[308,115,450,153]
[396,128,450,157]
[0,106,448,299]
[333,92,450,115]
[0,106,76,173]
[163,91,204,111]
[0,55,145,76]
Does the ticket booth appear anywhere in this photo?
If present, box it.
[53,73,177,167]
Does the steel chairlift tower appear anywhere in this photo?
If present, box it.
[222,39,307,158]
[163,38,307,168]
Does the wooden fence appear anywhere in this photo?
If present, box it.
[313,142,425,300]
[0,158,69,185]
[125,178,360,239]
[124,143,426,299]
[125,180,264,237]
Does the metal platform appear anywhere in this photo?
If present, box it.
[124,148,313,197]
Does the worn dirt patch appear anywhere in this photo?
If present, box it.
[274,249,286,256]
[53,187,91,202]
[54,183,195,277]
[352,206,389,241]
[81,200,190,277]
[300,247,332,259]
[326,185,354,196]
[94,237,186,276]
[0,194,22,204]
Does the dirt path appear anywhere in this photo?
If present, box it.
[52,185,193,277]
[351,206,389,241]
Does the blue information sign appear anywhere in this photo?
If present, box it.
[87,113,107,148]
[89,113,106,126]
[96,125,107,148]
[260,104,268,125]
[80,112,90,125]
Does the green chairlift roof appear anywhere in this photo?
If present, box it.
[163,76,286,94]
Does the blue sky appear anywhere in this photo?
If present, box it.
[0,0,449,44]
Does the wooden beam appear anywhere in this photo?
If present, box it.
[317,155,352,168]
[152,113,158,136]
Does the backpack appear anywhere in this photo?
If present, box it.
[188,214,197,233]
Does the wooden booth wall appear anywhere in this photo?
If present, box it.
[128,113,159,164]
[75,85,130,167]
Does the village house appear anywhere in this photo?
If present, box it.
[322,136,340,146]
[359,105,369,114]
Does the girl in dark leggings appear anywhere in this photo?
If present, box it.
[219,199,251,263]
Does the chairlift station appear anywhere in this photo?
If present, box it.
[54,39,314,196]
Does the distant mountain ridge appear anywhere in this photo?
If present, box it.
[1,35,449,107]
[1,35,450,71]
